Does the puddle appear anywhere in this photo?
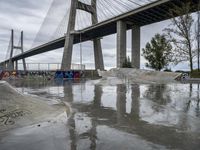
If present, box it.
[1,80,200,150]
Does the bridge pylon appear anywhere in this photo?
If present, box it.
[61,0,104,71]
[7,30,26,71]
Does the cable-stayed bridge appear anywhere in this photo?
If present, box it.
[0,0,199,71]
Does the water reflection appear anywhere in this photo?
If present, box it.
[8,80,200,150]
[116,85,126,125]
[131,84,140,120]
[196,84,200,117]
[63,81,73,103]
[144,84,171,113]
[185,84,193,112]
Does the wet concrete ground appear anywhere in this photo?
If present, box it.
[1,79,200,150]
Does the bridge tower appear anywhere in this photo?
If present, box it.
[7,30,27,71]
[61,0,104,70]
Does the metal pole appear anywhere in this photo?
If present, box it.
[48,63,50,71]
[21,31,27,72]
[57,63,59,70]
[27,63,29,70]
[38,63,40,71]
[80,32,83,71]
[198,10,200,71]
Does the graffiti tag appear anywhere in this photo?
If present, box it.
[0,109,32,126]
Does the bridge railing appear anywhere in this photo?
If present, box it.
[17,63,85,71]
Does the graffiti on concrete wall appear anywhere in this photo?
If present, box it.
[0,71,53,80]
[0,71,18,80]
[0,70,84,80]
[54,70,84,79]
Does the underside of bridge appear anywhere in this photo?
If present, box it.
[1,0,200,71]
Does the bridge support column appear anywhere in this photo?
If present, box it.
[92,0,104,70]
[8,61,14,71]
[4,62,7,70]
[4,63,7,70]
[6,62,9,70]
[131,26,140,69]
[15,60,18,71]
[61,0,78,70]
[93,38,104,70]
[117,20,127,68]
[0,63,3,70]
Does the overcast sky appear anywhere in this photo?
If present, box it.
[0,0,194,71]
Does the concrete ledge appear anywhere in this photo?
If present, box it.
[0,81,70,132]
[98,68,182,84]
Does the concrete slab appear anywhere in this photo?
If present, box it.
[98,68,182,84]
[0,81,71,150]
[0,81,70,132]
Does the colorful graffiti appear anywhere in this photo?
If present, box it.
[0,71,19,80]
[0,70,84,80]
[0,71,51,80]
[54,70,84,79]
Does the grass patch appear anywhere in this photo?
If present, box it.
[190,70,200,78]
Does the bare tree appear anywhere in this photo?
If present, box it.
[164,1,195,71]
[196,3,200,71]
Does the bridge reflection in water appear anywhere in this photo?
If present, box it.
[10,80,200,150]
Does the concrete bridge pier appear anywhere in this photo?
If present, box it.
[93,38,104,70]
[3,62,7,70]
[0,63,3,70]
[132,26,140,69]
[15,60,18,71]
[117,20,127,68]
[116,20,141,69]
[4,63,7,70]
[8,60,14,71]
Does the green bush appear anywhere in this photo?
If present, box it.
[190,70,200,78]
[122,56,132,68]
[163,68,172,72]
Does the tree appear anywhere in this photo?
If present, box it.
[142,34,173,71]
[195,2,200,71]
[122,56,132,68]
[164,1,195,72]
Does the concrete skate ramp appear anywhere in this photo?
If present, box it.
[98,68,181,84]
[0,81,69,132]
